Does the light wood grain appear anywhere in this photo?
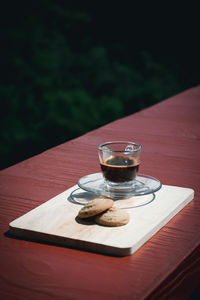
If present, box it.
[9,184,194,256]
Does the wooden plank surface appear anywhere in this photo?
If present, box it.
[9,184,194,256]
[0,86,200,299]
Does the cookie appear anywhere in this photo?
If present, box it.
[78,198,114,219]
[94,207,129,227]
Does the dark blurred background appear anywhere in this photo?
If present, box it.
[0,0,199,170]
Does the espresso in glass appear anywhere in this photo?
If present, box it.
[98,141,142,189]
[100,154,140,183]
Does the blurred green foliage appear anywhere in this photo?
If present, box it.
[0,1,199,169]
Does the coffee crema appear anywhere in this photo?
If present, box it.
[100,154,140,183]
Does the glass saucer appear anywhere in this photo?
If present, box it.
[78,173,162,199]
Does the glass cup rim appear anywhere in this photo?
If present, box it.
[98,141,142,153]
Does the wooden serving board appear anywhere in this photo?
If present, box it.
[9,185,194,256]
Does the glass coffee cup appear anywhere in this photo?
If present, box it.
[98,141,142,191]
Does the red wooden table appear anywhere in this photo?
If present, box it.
[1,86,200,299]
